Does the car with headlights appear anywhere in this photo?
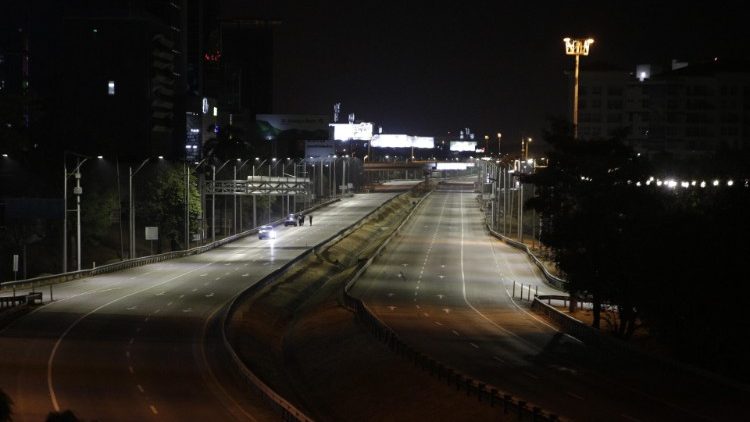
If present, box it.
[284,213,299,226]
[258,225,277,239]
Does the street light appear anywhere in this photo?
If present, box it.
[129,158,152,259]
[63,152,90,272]
[211,160,230,243]
[268,158,280,223]
[252,158,267,228]
[234,158,251,234]
[497,133,502,156]
[563,37,594,139]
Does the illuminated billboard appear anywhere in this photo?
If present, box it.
[255,114,328,141]
[371,134,435,149]
[411,136,435,149]
[450,141,476,152]
[330,122,373,140]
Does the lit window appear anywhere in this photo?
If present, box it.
[108,81,115,95]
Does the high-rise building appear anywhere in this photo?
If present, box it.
[57,0,188,160]
[575,59,750,156]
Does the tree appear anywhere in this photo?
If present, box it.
[45,410,80,422]
[0,388,12,422]
[525,121,650,334]
[136,162,201,251]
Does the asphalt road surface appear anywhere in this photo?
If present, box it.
[351,188,746,421]
[0,193,397,422]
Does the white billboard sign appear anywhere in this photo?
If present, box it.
[371,134,409,148]
[370,134,435,149]
[411,136,435,149]
[450,141,476,152]
[330,122,373,140]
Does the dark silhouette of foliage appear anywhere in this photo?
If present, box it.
[0,388,12,422]
[526,119,750,381]
[45,410,80,422]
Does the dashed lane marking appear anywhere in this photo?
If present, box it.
[452,330,460,336]
[469,343,480,349]
[150,405,158,415]
[137,385,144,393]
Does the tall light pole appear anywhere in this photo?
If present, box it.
[211,160,230,243]
[268,158,280,223]
[234,158,251,234]
[63,152,90,272]
[497,132,502,157]
[129,158,151,259]
[252,158,266,228]
[563,37,594,139]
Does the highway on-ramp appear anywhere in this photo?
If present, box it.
[0,193,397,422]
[351,188,745,421]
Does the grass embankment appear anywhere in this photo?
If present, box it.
[227,193,504,421]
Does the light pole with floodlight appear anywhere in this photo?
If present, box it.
[129,157,154,259]
[63,152,91,272]
[211,160,230,242]
[563,37,594,139]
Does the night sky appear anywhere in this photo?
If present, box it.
[228,0,750,151]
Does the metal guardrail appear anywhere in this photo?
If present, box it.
[0,198,343,295]
[219,191,413,422]
[486,225,568,290]
[342,188,566,421]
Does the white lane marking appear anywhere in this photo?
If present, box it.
[443,308,450,313]
[493,355,505,363]
[182,308,192,313]
[192,288,198,292]
[452,330,460,336]
[179,294,185,299]
[155,291,165,296]
[387,292,394,297]
[126,351,130,358]
[388,306,396,311]
[129,338,134,345]
[167,302,173,306]
[415,304,421,309]
[422,313,429,317]
[437,294,444,299]
[128,366,134,374]
[137,384,144,393]
[438,275,445,279]
[200,273,207,277]
[469,342,480,349]
[46,260,215,412]
[205,292,214,298]
[434,321,443,326]
[242,273,249,277]
[458,193,541,351]
[126,306,137,310]
[214,277,221,281]
[150,405,158,415]
[567,391,584,400]
[525,372,540,380]
[153,309,160,314]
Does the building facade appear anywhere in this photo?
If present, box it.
[576,60,750,156]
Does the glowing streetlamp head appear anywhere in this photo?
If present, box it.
[563,37,595,56]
